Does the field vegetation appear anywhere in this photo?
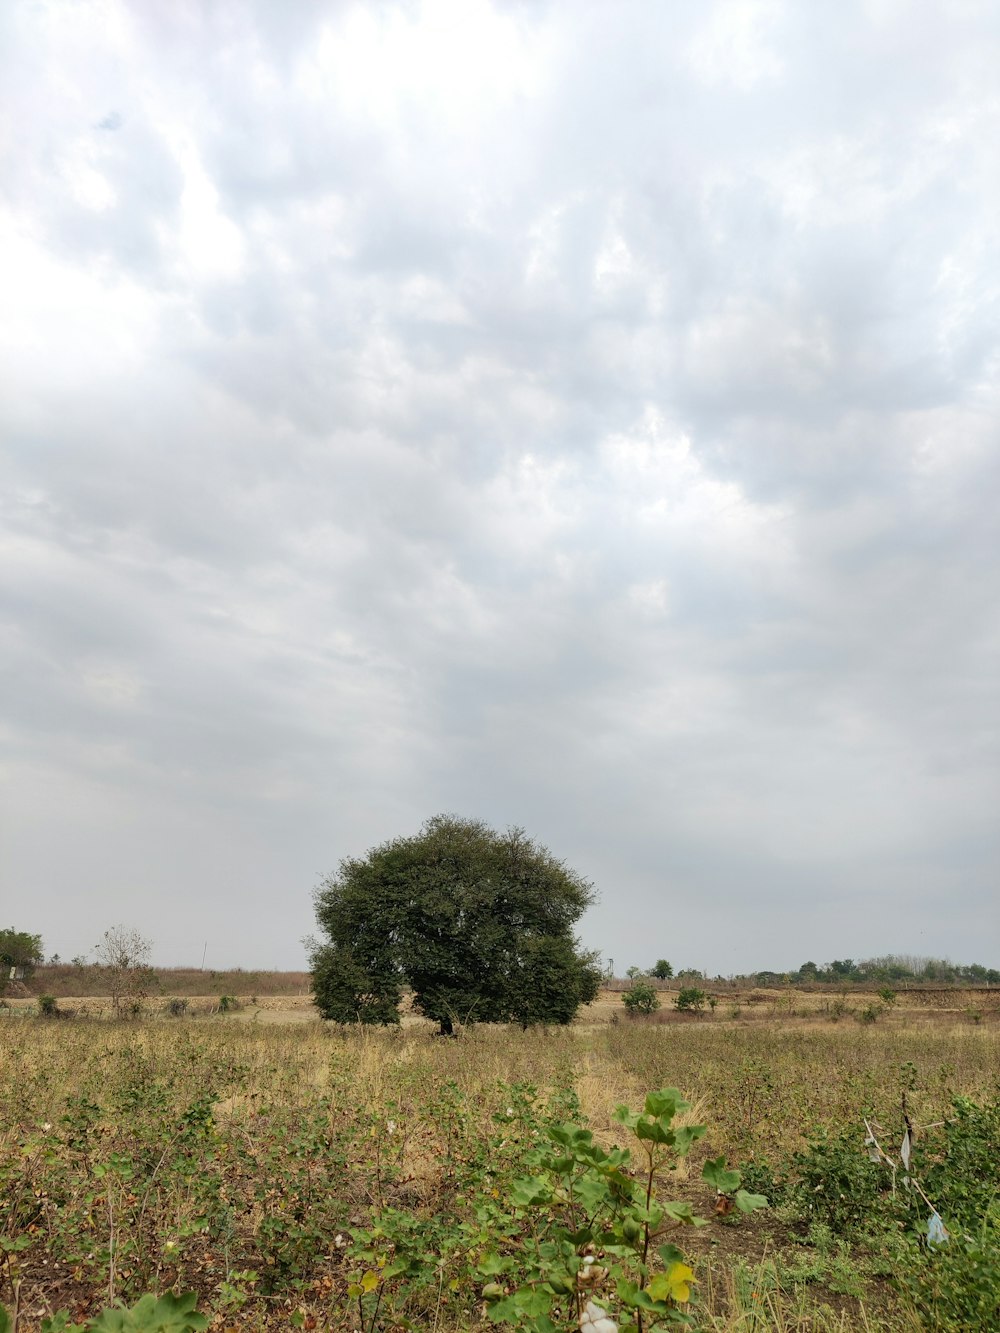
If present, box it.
[8,966,311,1003]
[1,985,997,1332]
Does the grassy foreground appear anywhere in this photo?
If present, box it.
[0,1000,997,1331]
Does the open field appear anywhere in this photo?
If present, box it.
[1,989,997,1331]
[15,966,313,1001]
[9,975,999,1022]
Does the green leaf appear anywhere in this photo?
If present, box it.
[616,1280,667,1313]
[614,1105,640,1130]
[635,1118,674,1144]
[41,1318,86,1333]
[701,1155,741,1194]
[512,1289,554,1317]
[734,1189,768,1213]
[83,1293,207,1333]
[672,1124,707,1156]
[644,1088,688,1120]
[511,1176,553,1206]
[544,1273,577,1297]
[566,1226,596,1246]
[478,1253,513,1277]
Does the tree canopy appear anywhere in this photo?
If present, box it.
[310,815,601,1034]
[0,929,43,989]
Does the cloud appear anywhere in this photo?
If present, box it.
[1,0,997,971]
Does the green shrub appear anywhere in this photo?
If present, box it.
[165,997,189,1018]
[785,1094,1000,1329]
[915,1096,1000,1234]
[738,1158,788,1208]
[787,1127,886,1231]
[675,987,707,1013]
[622,981,660,1015]
[38,994,58,1017]
[897,1206,1000,1332]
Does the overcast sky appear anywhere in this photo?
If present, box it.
[2,0,998,975]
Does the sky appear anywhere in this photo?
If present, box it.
[2,0,998,976]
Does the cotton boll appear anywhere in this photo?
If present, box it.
[580,1299,618,1333]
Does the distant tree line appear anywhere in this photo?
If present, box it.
[626,955,999,987]
[790,956,1000,985]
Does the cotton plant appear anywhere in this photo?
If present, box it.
[479,1087,765,1333]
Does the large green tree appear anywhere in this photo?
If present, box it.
[310,815,601,1034]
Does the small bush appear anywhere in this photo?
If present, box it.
[165,997,189,1017]
[892,1096,1000,1330]
[897,1206,1000,1332]
[38,994,58,1018]
[675,987,707,1013]
[788,1127,886,1231]
[622,981,660,1015]
[218,995,242,1013]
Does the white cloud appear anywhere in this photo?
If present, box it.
[686,0,785,90]
[1,0,998,971]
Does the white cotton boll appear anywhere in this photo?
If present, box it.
[580,1299,618,1333]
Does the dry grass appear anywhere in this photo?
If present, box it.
[1,990,997,1331]
[16,964,312,999]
